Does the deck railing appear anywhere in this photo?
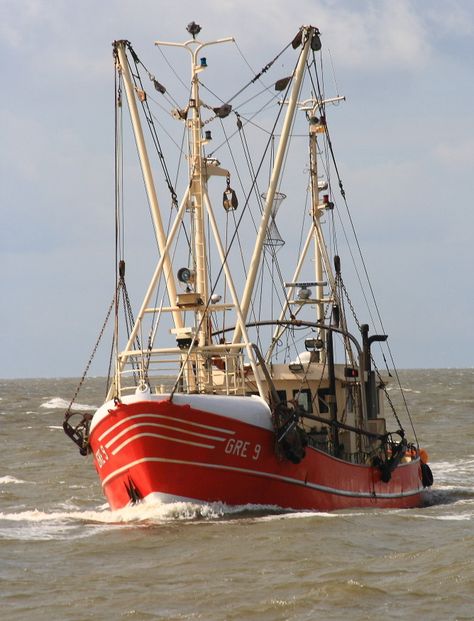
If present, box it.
[116,343,256,397]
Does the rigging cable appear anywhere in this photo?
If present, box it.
[125,42,179,209]
[169,40,309,398]
[203,50,306,335]
[155,43,190,93]
[226,39,294,105]
[113,49,123,393]
[306,50,417,439]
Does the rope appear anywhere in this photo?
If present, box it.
[65,296,115,415]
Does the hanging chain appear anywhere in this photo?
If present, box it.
[373,365,404,433]
[338,274,362,334]
[118,265,144,383]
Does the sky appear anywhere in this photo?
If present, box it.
[1,0,473,378]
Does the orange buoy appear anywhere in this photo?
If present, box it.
[419,448,429,463]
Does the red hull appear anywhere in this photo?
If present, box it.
[89,397,424,511]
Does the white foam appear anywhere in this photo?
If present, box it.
[432,458,474,472]
[0,475,27,485]
[412,511,474,522]
[0,507,118,541]
[108,499,285,523]
[386,386,421,394]
[256,510,335,522]
[0,499,291,538]
[40,397,97,411]
[430,458,474,488]
[0,511,108,541]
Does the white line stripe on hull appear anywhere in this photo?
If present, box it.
[105,421,228,450]
[101,456,423,500]
[111,433,216,456]
[97,412,237,443]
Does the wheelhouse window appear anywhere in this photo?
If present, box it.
[317,387,330,414]
[293,389,313,413]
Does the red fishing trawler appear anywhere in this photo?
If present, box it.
[64,23,433,511]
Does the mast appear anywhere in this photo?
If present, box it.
[155,32,234,348]
[153,28,267,397]
[114,41,183,332]
[309,126,325,331]
[233,26,315,346]
[189,45,210,347]
[265,96,344,363]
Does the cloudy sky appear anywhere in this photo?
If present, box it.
[1,0,473,378]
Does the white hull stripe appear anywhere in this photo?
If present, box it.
[101,456,423,500]
[111,434,215,456]
[97,412,236,443]
[105,422,228,450]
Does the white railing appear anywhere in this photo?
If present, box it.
[116,343,255,397]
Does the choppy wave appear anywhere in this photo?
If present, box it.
[430,457,474,491]
[0,475,27,485]
[412,505,474,521]
[424,454,474,508]
[386,386,421,394]
[40,397,97,411]
[432,457,474,472]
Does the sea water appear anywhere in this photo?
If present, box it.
[1,370,473,620]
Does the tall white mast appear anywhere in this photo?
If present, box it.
[189,46,210,347]
[309,129,325,326]
[114,41,183,332]
[155,33,234,348]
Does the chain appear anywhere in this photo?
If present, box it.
[119,276,143,383]
[338,274,361,332]
[373,365,404,432]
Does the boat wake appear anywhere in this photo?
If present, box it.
[3,485,473,542]
[422,485,474,508]
[0,499,293,541]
